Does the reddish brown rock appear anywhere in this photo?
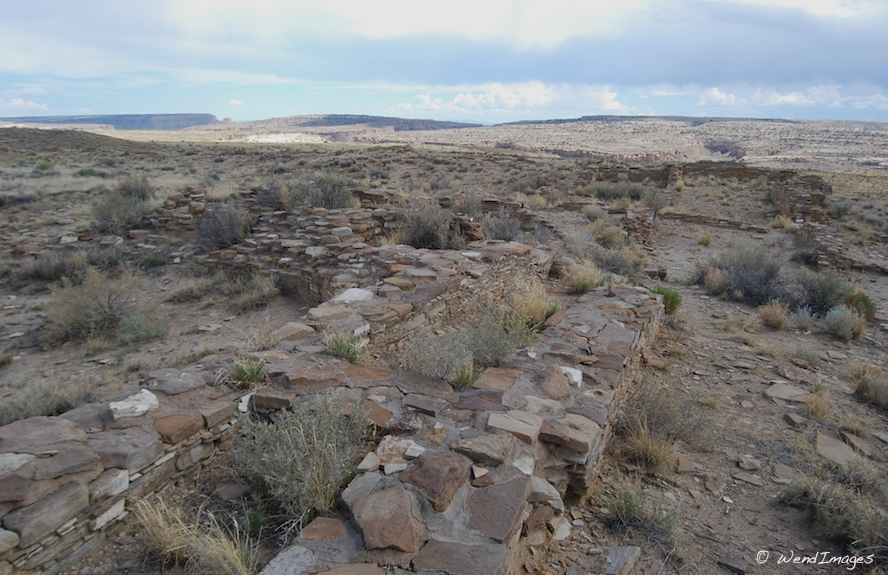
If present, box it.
[401,451,471,511]
[353,485,426,553]
[413,539,509,575]
[2,482,89,546]
[301,517,348,541]
[154,414,204,444]
[474,368,522,392]
[344,365,394,387]
[363,400,394,428]
[466,476,529,542]
[539,414,601,455]
[541,368,570,400]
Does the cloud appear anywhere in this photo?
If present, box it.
[228,98,243,107]
[698,87,737,106]
[3,98,49,113]
[722,0,882,18]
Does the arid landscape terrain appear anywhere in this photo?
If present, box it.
[0,115,887,575]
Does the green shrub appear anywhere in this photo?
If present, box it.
[230,357,266,389]
[694,245,782,306]
[784,269,850,316]
[198,203,248,249]
[233,396,370,520]
[589,219,626,249]
[588,182,646,202]
[117,176,156,201]
[582,205,606,222]
[823,305,865,341]
[651,287,681,315]
[403,205,458,249]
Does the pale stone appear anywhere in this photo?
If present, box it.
[332,288,375,304]
[513,454,535,476]
[0,529,18,554]
[109,389,159,419]
[356,452,380,472]
[529,476,564,512]
[91,499,125,530]
[487,410,543,444]
[0,453,35,474]
[90,469,129,501]
[558,366,583,387]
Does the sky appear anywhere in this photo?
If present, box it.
[2,0,888,123]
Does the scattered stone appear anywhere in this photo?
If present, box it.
[413,539,508,575]
[550,516,571,541]
[353,485,426,553]
[840,431,875,458]
[512,454,536,476]
[472,465,489,479]
[401,451,471,511]
[356,452,380,472]
[873,431,888,445]
[383,463,407,475]
[145,368,205,395]
[454,433,516,466]
[731,471,765,487]
[607,546,641,575]
[259,544,317,575]
[487,411,543,444]
[783,413,806,428]
[109,389,159,419]
[404,394,448,417]
[3,482,89,546]
[467,476,529,542]
[331,288,375,304]
[737,455,762,471]
[153,414,204,444]
[558,366,583,387]
[528,476,564,512]
[763,382,808,403]
[474,368,522,392]
[301,517,347,541]
[0,529,18,555]
[815,432,862,467]
[271,322,316,341]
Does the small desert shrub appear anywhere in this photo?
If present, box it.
[166,276,217,304]
[44,269,134,343]
[586,244,645,277]
[117,312,168,346]
[117,176,156,201]
[758,301,788,330]
[33,159,54,174]
[290,173,355,209]
[780,479,887,553]
[526,194,547,209]
[452,363,476,390]
[790,306,817,331]
[93,189,152,234]
[0,353,10,369]
[582,205,606,221]
[651,287,681,315]
[566,262,604,294]
[590,182,645,202]
[698,233,712,247]
[198,203,248,249]
[256,181,292,210]
[617,380,710,457]
[226,274,279,314]
[846,288,876,322]
[805,385,831,420]
[510,279,559,330]
[192,516,260,575]
[18,251,87,283]
[823,305,865,341]
[853,371,888,410]
[324,333,363,363]
[230,358,266,389]
[483,209,521,241]
[784,269,851,316]
[459,190,483,217]
[589,219,626,249]
[694,245,782,306]
[403,330,474,383]
[600,482,677,545]
[701,266,728,295]
[624,420,674,473]
[234,396,370,522]
[75,167,106,178]
[0,378,97,426]
[771,214,795,230]
[403,204,456,249]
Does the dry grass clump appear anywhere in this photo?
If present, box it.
[135,497,259,574]
[93,176,156,233]
[701,266,728,295]
[525,194,547,209]
[758,301,788,330]
[324,333,364,363]
[483,209,522,241]
[589,218,627,249]
[582,205,606,222]
[226,274,279,314]
[198,203,249,250]
[600,480,677,546]
[18,251,87,283]
[565,261,604,294]
[289,172,356,209]
[44,268,165,345]
[771,214,795,230]
[823,305,866,341]
[697,232,712,247]
[846,288,876,322]
[587,182,646,202]
[780,479,887,557]
[790,306,817,331]
[234,396,370,524]
[403,329,474,383]
[805,385,831,420]
[0,378,97,426]
[849,363,888,410]
[510,278,560,330]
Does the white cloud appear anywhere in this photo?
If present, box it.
[723,0,882,18]
[698,87,737,106]
[161,0,650,48]
[402,82,625,116]
[228,98,243,107]
[3,98,49,113]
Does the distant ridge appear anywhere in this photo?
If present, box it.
[497,114,799,127]
[300,114,481,131]
[0,113,218,130]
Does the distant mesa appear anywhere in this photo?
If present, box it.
[299,114,481,131]
[0,113,219,130]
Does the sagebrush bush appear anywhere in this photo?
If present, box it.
[256,181,292,210]
[651,287,681,315]
[510,278,559,330]
[18,251,87,283]
[403,204,457,249]
[226,274,278,314]
[198,203,248,249]
[0,378,96,426]
[588,182,646,202]
[823,305,865,341]
[582,205,606,221]
[234,396,370,522]
[403,330,474,383]
[93,189,153,233]
[846,288,876,322]
[790,306,817,331]
[290,173,355,209]
[483,209,522,241]
[758,301,788,330]
[617,380,711,456]
[783,269,850,316]
[600,481,676,545]
[694,245,782,306]
[44,268,132,342]
[853,370,888,410]
[589,219,626,249]
[117,176,156,201]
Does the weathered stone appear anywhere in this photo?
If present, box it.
[176,442,214,470]
[558,366,583,387]
[840,431,875,458]
[214,480,249,501]
[200,401,236,428]
[267,364,347,394]
[404,394,448,417]
[0,417,87,454]
[0,529,18,554]
[454,433,517,466]
[550,516,571,541]
[91,498,125,530]
[315,565,384,575]
[467,476,529,542]
[737,455,762,471]
[413,539,508,575]
[2,482,89,546]
[271,321,316,341]
[784,413,806,427]
[401,451,471,512]
[90,469,129,501]
[260,544,317,575]
[541,368,571,400]
[763,382,809,403]
[301,517,347,541]
[154,414,204,444]
[487,411,543,444]
[539,414,601,455]
[528,476,564,512]
[363,400,393,428]
[731,471,765,487]
[109,390,159,419]
[816,432,862,467]
[60,403,112,431]
[331,288,375,304]
[30,446,101,480]
[88,428,163,472]
[454,389,505,412]
[0,453,35,475]
[474,368,522,392]
[353,485,426,553]
[356,452,380,472]
[146,369,205,395]
[344,365,394,387]
[607,546,641,575]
